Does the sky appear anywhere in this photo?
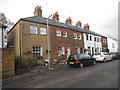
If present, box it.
[0,0,119,40]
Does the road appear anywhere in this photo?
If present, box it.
[3,60,118,88]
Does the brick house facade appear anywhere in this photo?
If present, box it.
[7,5,108,60]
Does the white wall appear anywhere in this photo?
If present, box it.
[83,33,102,54]
[107,37,118,52]
[83,33,95,54]
[94,36,102,53]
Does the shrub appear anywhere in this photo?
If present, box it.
[37,56,44,60]
[25,58,36,68]
[37,60,45,65]
[14,57,26,73]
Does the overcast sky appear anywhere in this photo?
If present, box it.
[0,0,119,40]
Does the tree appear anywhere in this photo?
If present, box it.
[0,12,14,29]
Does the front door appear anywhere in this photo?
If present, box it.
[66,47,70,58]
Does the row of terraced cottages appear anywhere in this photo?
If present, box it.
[7,5,108,60]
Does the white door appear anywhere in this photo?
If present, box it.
[66,47,70,58]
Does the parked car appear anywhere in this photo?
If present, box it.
[109,52,118,60]
[116,52,120,59]
[67,53,96,68]
[110,52,120,60]
[93,52,113,62]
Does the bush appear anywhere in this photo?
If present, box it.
[25,58,36,68]
[14,57,26,73]
[37,60,45,65]
[37,56,44,60]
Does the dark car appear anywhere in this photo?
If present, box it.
[109,52,120,60]
[67,53,96,68]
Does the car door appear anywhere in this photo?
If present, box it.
[103,52,109,60]
[83,54,91,65]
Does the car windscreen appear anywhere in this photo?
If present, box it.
[103,52,108,55]
[74,54,85,59]
[109,52,116,54]
[68,55,74,59]
[95,53,101,55]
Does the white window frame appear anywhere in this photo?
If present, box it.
[90,35,92,41]
[58,46,65,56]
[40,27,47,35]
[78,34,82,40]
[32,46,42,58]
[75,47,80,53]
[56,30,61,37]
[63,31,67,37]
[74,33,77,39]
[30,25,37,34]
[86,34,89,40]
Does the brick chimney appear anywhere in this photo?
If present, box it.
[76,21,82,27]
[84,23,89,30]
[34,5,42,17]
[65,17,72,25]
[52,12,59,21]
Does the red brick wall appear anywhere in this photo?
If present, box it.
[50,26,84,59]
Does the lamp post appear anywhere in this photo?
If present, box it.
[47,14,52,69]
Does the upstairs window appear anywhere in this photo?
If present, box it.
[102,39,106,43]
[86,34,89,40]
[40,27,47,35]
[90,35,92,41]
[74,33,77,39]
[97,38,99,42]
[30,25,37,34]
[94,37,96,41]
[78,34,82,40]
[32,46,42,58]
[63,31,67,37]
[56,30,61,36]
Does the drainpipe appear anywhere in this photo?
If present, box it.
[19,21,22,58]
[2,24,3,48]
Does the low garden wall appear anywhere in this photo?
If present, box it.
[1,48,15,78]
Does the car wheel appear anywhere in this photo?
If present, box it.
[79,63,84,68]
[103,59,106,63]
[111,57,114,61]
[93,61,96,65]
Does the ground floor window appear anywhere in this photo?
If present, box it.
[80,48,84,53]
[75,47,80,53]
[88,46,91,55]
[32,46,42,58]
[58,46,65,56]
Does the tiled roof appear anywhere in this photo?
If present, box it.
[21,16,105,37]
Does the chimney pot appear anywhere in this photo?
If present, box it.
[52,12,59,21]
[76,21,82,27]
[34,5,42,17]
[84,23,89,30]
[66,17,72,25]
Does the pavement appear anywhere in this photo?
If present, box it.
[2,63,67,84]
